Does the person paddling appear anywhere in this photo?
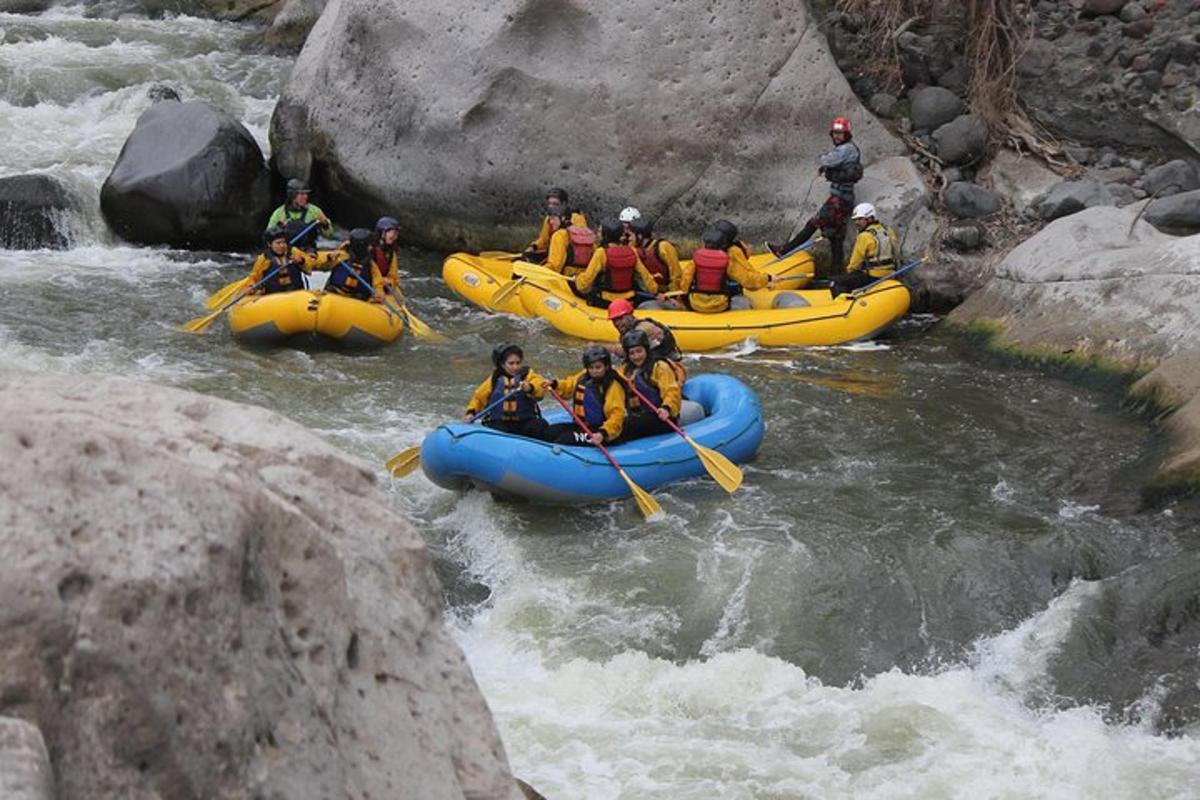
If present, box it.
[615,329,680,443]
[576,218,660,305]
[464,343,548,439]
[629,217,684,308]
[680,226,775,313]
[267,178,334,251]
[542,346,626,446]
[325,228,385,302]
[369,216,405,296]
[830,202,900,296]
[244,224,335,296]
[770,116,863,271]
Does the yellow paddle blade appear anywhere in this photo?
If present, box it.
[179,306,226,334]
[511,262,573,283]
[203,277,250,310]
[386,447,421,477]
[401,306,448,342]
[479,250,522,260]
[686,435,743,493]
[619,468,662,518]
[489,277,524,307]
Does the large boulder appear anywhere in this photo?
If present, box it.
[266,0,329,50]
[270,0,906,250]
[931,114,988,166]
[100,99,271,249]
[0,174,82,250]
[0,718,54,800]
[981,149,1062,214]
[908,86,963,132]
[950,206,1200,491]
[0,374,524,800]
[852,155,936,257]
[943,181,999,219]
[1144,188,1200,235]
[1140,159,1200,198]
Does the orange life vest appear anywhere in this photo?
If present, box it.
[690,248,729,294]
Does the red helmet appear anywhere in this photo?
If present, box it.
[607,298,635,320]
[831,117,851,135]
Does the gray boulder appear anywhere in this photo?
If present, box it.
[943,181,1000,219]
[1140,159,1200,198]
[932,114,988,166]
[909,86,963,132]
[266,0,329,50]
[982,149,1062,213]
[1034,179,1115,221]
[946,222,985,250]
[100,100,271,249]
[1144,189,1200,235]
[270,0,905,250]
[0,718,54,800]
[0,373,524,800]
[867,92,898,119]
[0,174,81,250]
[853,156,936,257]
[1082,0,1127,15]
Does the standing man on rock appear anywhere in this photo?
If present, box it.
[267,178,334,251]
[771,116,863,272]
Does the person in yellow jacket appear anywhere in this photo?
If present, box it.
[679,225,776,313]
[464,343,548,439]
[325,228,386,302]
[628,217,684,309]
[615,329,681,442]
[575,218,659,304]
[245,224,341,295]
[368,216,405,298]
[830,202,900,296]
[541,346,626,446]
[523,187,588,263]
[541,206,596,279]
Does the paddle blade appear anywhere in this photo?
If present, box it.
[688,436,743,493]
[619,469,662,518]
[478,250,522,260]
[386,447,421,478]
[179,307,224,334]
[489,277,524,308]
[204,277,249,310]
[401,307,447,342]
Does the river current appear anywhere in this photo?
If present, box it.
[2,7,1199,798]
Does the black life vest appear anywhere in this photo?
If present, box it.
[604,246,638,292]
[573,374,610,429]
[485,368,540,423]
[260,251,306,294]
[690,248,730,294]
[639,317,682,362]
[623,362,663,414]
[327,259,374,300]
[825,142,863,185]
[567,225,596,268]
[640,241,670,286]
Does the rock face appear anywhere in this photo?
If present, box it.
[949,206,1200,491]
[266,0,329,49]
[0,174,81,250]
[1144,188,1200,235]
[100,99,271,249]
[981,149,1063,214]
[0,374,523,800]
[0,718,54,800]
[271,0,906,250]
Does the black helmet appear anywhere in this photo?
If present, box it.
[546,187,569,203]
[491,343,523,368]
[620,329,650,355]
[600,217,623,245]
[375,216,400,232]
[629,217,653,239]
[348,227,372,259]
[263,224,288,244]
[285,178,311,196]
[582,345,611,368]
[701,227,726,248]
[713,219,739,243]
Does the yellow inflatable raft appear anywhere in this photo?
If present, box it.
[442,249,816,317]
[516,275,911,351]
[228,290,405,347]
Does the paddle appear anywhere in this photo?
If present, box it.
[491,261,575,307]
[478,250,523,260]
[848,257,926,298]
[546,387,662,519]
[385,387,523,477]
[384,285,447,342]
[203,221,320,309]
[329,262,408,327]
[614,371,743,493]
[761,238,817,273]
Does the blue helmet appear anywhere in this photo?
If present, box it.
[375,216,400,232]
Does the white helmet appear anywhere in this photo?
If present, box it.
[851,202,876,220]
[618,206,642,223]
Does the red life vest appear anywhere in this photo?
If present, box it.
[567,226,595,268]
[371,246,396,278]
[690,248,729,294]
[604,246,637,292]
[640,241,670,285]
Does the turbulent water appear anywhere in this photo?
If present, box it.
[3,7,1200,798]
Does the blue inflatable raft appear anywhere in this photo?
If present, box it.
[419,373,764,504]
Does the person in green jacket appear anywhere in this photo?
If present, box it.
[266,178,334,250]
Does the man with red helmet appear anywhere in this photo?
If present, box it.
[770,116,864,273]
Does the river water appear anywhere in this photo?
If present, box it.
[3,7,1199,798]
